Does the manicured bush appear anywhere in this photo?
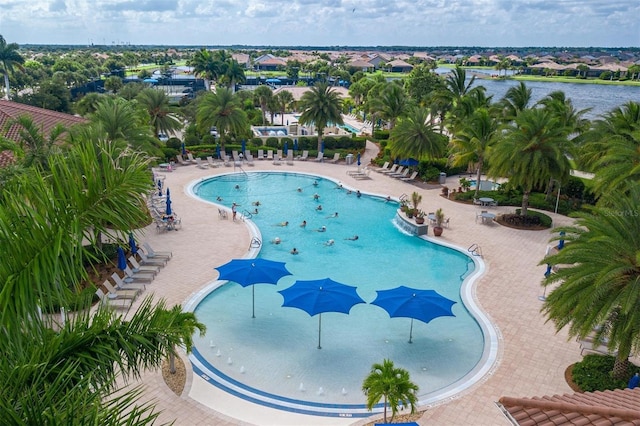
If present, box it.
[202,134,216,145]
[184,134,200,146]
[166,137,181,149]
[572,354,639,392]
[373,130,390,140]
[265,137,279,148]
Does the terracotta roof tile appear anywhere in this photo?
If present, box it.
[498,388,640,425]
[0,100,87,144]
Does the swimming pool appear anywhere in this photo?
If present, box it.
[186,172,494,417]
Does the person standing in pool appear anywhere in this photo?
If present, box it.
[231,203,237,221]
[290,248,299,255]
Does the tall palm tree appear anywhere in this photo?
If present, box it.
[489,108,571,216]
[196,87,248,151]
[368,82,413,130]
[298,82,344,152]
[362,358,419,423]
[220,58,246,93]
[189,48,220,92]
[0,35,24,99]
[579,102,640,197]
[389,106,447,161]
[542,184,640,379]
[253,85,273,129]
[274,90,294,125]
[497,81,532,122]
[135,88,183,138]
[449,108,500,197]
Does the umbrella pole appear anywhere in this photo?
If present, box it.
[252,286,255,318]
[318,314,322,349]
[409,318,414,344]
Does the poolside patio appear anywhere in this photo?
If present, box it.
[127,143,580,425]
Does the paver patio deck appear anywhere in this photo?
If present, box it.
[127,144,581,425]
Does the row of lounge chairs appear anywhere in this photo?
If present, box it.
[374,162,419,183]
[95,243,173,310]
[175,150,350,168]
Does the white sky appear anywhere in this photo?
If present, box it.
[0,0,638,47]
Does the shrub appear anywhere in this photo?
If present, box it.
[184,134,200,146]
[166,137,181,149]
[572,354,639,392]
[423,166,441,182]
[202,134,216,145]
[373,130,390,140]
[265,137,279,148]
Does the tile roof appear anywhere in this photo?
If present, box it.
[498,388,640,425]
[0,100,87,144]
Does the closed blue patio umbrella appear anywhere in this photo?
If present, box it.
[283,141,288,155]
[241,139,246,155]
[321,140,325,153]
[157,179,163,196]
[215,258,292,318]
[181,142,187,156]
[293,138,298,153]
[371,286,456,343]
[558,231,565,250]
[216,143,221,159]
[279,278,365,349]
[117,247,127,271]
[128,232,138,255]
[357,153,361,166]
[165,190,172,216]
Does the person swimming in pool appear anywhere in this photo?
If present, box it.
[252,201,261,206]
[313,193,320,200]
[324,239,335,246]
[290,247,299,255]
[313,180,319,187]
[316,226,326,232]
[326,212,338,218]
[276,221,289,227]
[297,187,302,192]
[345,235,359,241]
[300,220,307,228]
[316,205,323,211]
[272,237,281,244]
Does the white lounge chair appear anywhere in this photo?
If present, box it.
[330,153,341,163]
[246,153,255,166]
[102,279,139,299]
[273,153,282,165]
[400,171,418,182]
[299,150,309,161]
[314,152,324,162]
[232,150,240,162]
[123,265,155,283]
[286,151,294,165]
[96,288,132,309]
[257,149,264,160]
[206,156,220,168]
[266,150,274,161]
[375,162,390,173]
[111,273,146,292]
[186,152,198,163]
[387,167,406,178]
[128,255,160,275]
[142,242,172,259]
[195,157,209,169]
[176,154,190,166]
[392,169,410,179]
[380,164,399,174]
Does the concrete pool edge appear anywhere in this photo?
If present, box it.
[182,171,500,417]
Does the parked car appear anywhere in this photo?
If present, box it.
[158,133,169,142]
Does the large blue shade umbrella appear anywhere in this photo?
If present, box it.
[371,286,456,343]
[399,158,419,166]
[128,232,138,255]
[215,258,292,318]
[279,278,365,349]
[117,247,127,271]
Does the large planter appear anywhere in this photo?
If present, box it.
[433,226,443,237]
[415,217,425,225]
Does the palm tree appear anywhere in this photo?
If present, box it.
[362,359,419,423]
[220,58,246,93]
[368,82,413,130]
[488,108,571,216]
[253,85,273,129]
[136,88,183,138]
[0,35,24,99]
[449,108,500,197]
[298,82,344,152]
[189,48,220,92]
[542,184,640,379]
[274,90,294,125]
[196,87,248,151]
[5,114,67,169]
[497,81,532,122]
[389,106,447,161]
[579,102,640,197]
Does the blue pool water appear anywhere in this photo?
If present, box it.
[188,172,489,416]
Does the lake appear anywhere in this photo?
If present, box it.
[469,78,640,119]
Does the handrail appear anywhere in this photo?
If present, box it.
[468,243,482,257]
[250,237,261,248]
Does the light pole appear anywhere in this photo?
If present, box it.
[554,179,561,214]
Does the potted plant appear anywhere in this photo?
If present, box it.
[433,208,445,236]
[459,178,471,192]
[415,210,425,225]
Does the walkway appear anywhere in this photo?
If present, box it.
[128,155,580,425]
